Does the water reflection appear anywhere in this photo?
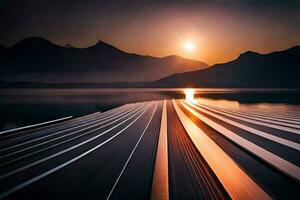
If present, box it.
[196,98,300,118]
[184,88,195,102]
[0,88,300,131]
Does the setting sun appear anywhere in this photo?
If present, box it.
[183,41,195,52]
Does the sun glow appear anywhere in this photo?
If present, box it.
[183,41,195,52]
[184,88,195,102]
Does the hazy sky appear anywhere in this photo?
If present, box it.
[1,0,300,65]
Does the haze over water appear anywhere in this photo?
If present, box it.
[1,88,300,131]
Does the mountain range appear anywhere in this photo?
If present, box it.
[151,45,300,88]
[1,37,299,88]
[0,37,207,83]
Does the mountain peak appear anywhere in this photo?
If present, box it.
[94,40,115,48]
[237,50,260,60]
[240,50,260,56]
[95,40,107,45]
[84,40,127,55]
[162,55,180,59]
[14,37,58,49]
[19,37,51,44]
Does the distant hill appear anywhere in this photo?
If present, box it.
[0,37,208,83]
[151,46,300,88]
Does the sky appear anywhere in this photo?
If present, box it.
[0,0,300,65]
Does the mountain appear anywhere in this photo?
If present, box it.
[151,45,300,88]
[0,37,208,83]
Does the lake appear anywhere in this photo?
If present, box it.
[1,88,300,131]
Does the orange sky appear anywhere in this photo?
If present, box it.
[62,6,300,65]
[1,1,300,65]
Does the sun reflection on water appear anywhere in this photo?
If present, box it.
[184,88,195,102]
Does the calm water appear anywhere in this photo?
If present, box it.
[1,88,300,131]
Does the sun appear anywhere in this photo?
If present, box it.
[183,41,195,52]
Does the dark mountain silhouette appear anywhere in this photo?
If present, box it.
[0,37,208,83]
[151,45,300,88]
[0,44,5,53]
